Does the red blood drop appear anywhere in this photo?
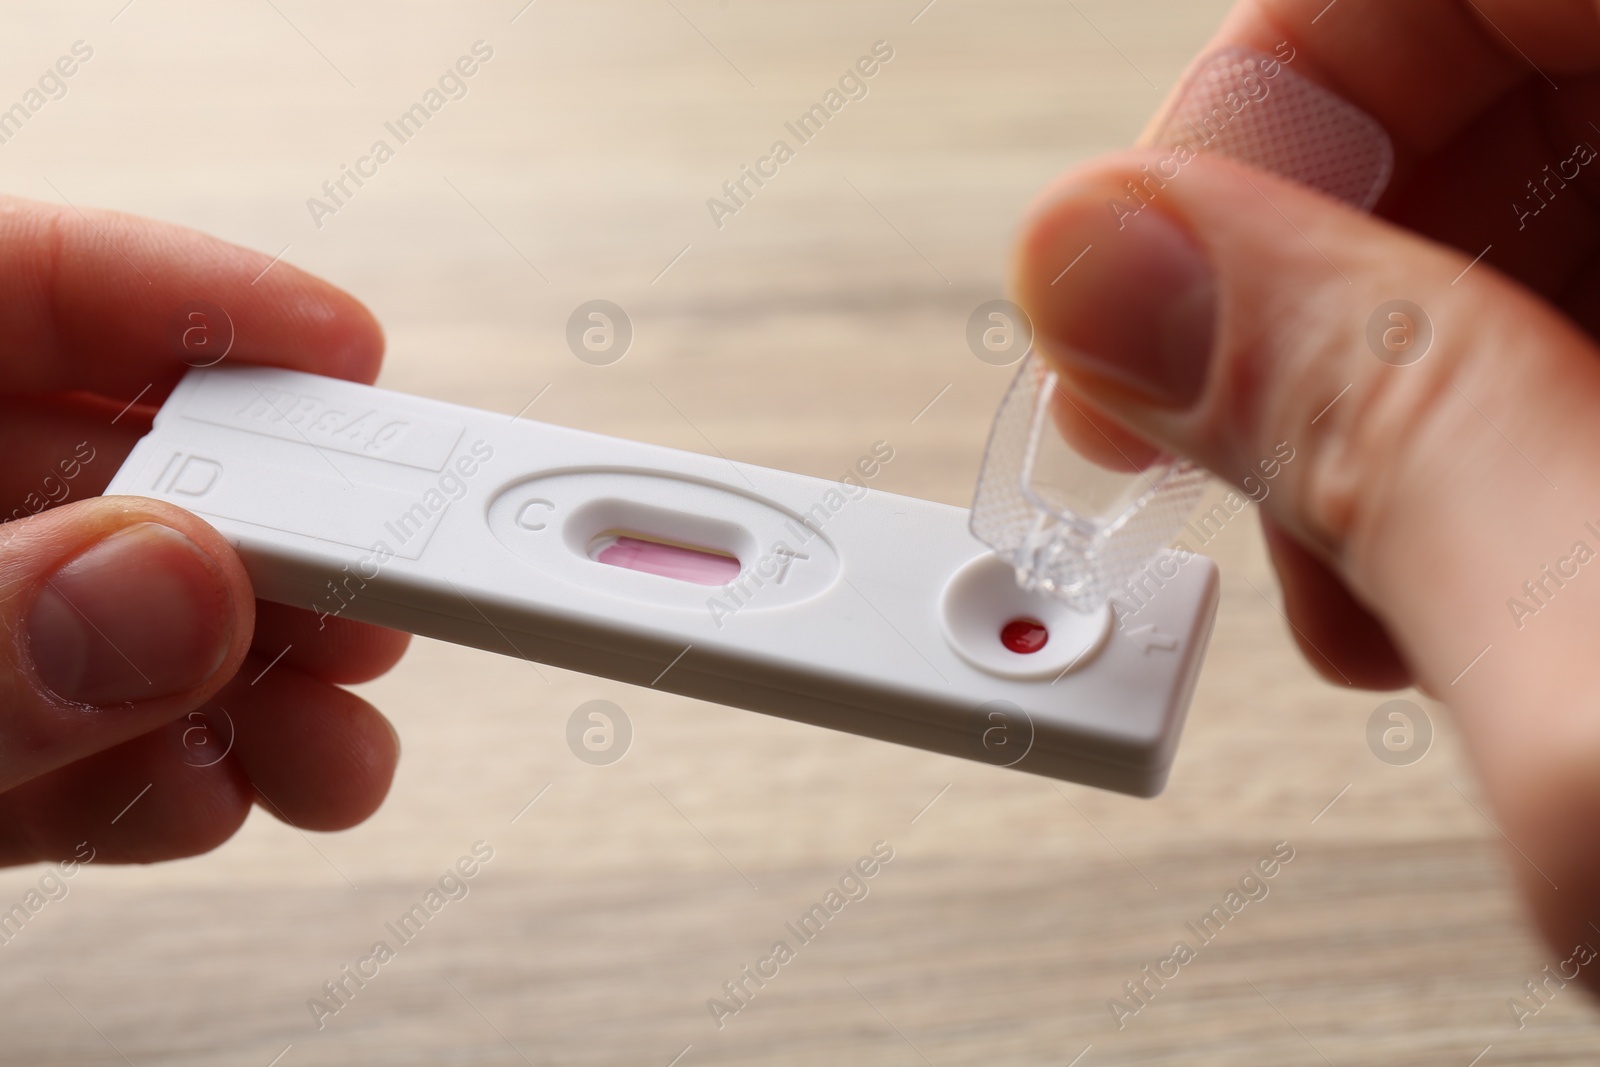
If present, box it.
[1000,617,1049,654]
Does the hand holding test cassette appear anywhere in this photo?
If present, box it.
[98,50,1392,799]
[10,0,1600,1011]
[0,41,1404,871]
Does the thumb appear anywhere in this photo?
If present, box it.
[1015,151,1600,977]
[0,497,253,790]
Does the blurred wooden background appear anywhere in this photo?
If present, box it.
[1,1,1595,1063]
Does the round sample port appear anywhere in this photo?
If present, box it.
[939,555,1111,679]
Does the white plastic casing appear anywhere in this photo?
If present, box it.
[105,367,1220,795]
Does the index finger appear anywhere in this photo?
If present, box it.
[1147,0,1600,163]
[0,194,384,401]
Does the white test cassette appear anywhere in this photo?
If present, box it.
[105,366,1218,795]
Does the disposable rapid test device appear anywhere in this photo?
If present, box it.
[106,365,1219,796]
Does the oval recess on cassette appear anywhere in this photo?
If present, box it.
[485,468,842,613]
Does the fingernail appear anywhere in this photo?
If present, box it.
[1023,192,1217,408]
[25,523,232,706]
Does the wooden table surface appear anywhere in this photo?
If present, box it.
[2,1,1594,1064]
